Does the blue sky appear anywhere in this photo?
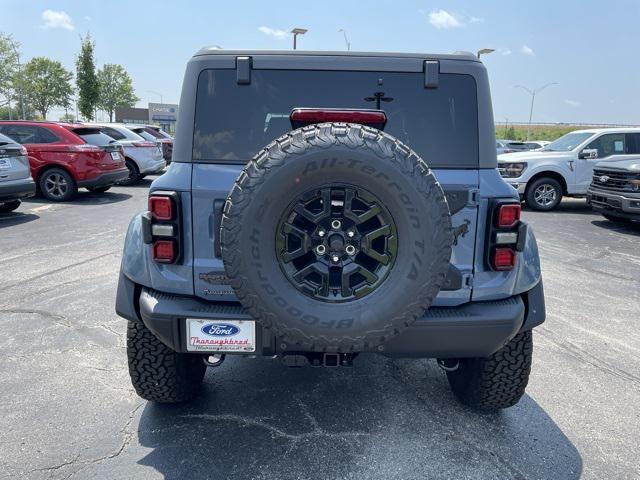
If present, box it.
[2,0,639,125]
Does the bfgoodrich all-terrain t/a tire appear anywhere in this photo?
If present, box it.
[446,330,533,411]
[127,320,206,403]
[221,123,453,352]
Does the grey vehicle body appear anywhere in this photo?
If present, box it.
[0,133,35,210]
[587,157,640,221]
[116,50,545,408]
[91,124,166,175]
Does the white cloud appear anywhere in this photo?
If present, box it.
[564,99,581,107]
[520,45,535,56]
[84,15,91,21]
[500,48,512,56]
[41,10,74,30]
[429,10,462,29]
[469,16,484,24]
[258,26,288,39]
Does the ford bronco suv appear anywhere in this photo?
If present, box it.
[116,49,545,411]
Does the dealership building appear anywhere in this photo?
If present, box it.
[115,103,179,134]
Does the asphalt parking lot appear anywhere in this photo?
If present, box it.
[1,178,639,480]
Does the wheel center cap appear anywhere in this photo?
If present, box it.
[329,234,345,251]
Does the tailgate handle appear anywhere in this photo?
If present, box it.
[424,60,439,89]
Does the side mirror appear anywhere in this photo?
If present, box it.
[579,149,598,160]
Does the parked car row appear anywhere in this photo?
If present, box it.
[0,121,173,211]
[498,127,640,224]
[496,139,550,154]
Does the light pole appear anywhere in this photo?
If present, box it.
[477,48,495,59]
[514,83,558,140]
[148,90,163,104]
[291,28,307,50]
[338,29,350,51]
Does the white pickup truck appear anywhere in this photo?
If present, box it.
[498,128,640,211]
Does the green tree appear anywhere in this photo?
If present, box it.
[21,57,74,119]
[75,33,99,121]
[0,33,20,112]
[97,64,139,122]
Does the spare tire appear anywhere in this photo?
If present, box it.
[221,123,452,352]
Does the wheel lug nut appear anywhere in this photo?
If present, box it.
[316,245,326,255]
[347,230,355,238]
[318,229,326,237]
[345,245,356,256]
[331,220,341,230]
[332,255,340,263]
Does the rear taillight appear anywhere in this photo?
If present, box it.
[70,144,102,152]
[487,201,525,271]
[492,247,516,271]
[133,141,156,148]
[152,240,176,264]
[495,204,521,228]
[144,191,181,264]
[290,108,387,130]
[149,195,173,220]
[19,146,27,156]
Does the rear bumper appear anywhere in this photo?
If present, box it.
[77,169,129,188]
[587,188,640,218]
[0,178,36,201]
[140,158,166,175]
[116,272,545,359]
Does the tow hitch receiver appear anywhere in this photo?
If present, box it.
[281,353,357,368]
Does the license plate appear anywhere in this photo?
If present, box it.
[186,318,256,352]
[110,152,121,160]
[0,158,9,170]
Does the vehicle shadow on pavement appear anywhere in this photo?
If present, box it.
[0,212,39,228]
[22,191,132,206]
[523,200,595,216]
[591,219,640,236]
[135,355,582,480]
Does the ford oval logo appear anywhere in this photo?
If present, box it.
[201,323,240,336]
[599,175,610,183]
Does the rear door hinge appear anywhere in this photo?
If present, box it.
[462,273,474,288]
[467,188,480,207]
[236,56,252,84]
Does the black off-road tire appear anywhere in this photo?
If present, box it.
[0,200,21,213]
[86,185,111,193]
[221,123,452,352]
[119,159,141,186]
[524,177,563,211]
[446,330,533,411]
[127,320,206,403]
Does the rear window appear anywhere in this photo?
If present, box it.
[72,128,117,146]
[100,127,127,141]
[193,69,478,168]
[141,127,165,139]
[131,129,158,142]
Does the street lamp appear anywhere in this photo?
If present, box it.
[477,48,495,59]
[338,29,351,51]
[514,83,558,140]
[291,28,307,50]
[148,90,163,104]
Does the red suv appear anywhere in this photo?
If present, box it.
[0,121,128,201]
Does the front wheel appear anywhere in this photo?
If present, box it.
[127,320,207,403]
[86,186,111,193]
[524,177,563,211]
[0,200,21,213]
[119,159,141,186]
[446,330,533,411]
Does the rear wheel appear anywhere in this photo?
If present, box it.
[127,320,207,403]
[39,168,77,202]
[525,177,562,211]
[0,200,21,213]
[119,159,141,186]
[86,186,111,193]
[446,331,533,411]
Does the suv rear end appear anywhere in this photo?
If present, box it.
[0,122,128,201]
[116,50,545,411]
[0,133,35,213]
